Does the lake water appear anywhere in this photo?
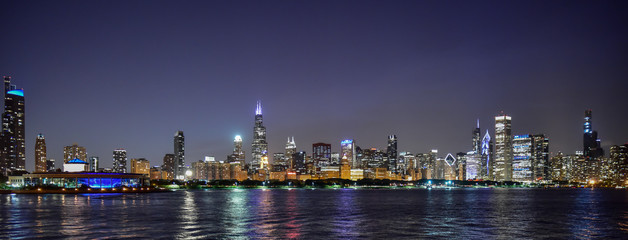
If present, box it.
[1,188,627,239]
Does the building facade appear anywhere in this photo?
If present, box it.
[494,114,513,181]
[174,130,185,179]
[251,101,268,172]
[131,158,150,175]
[1,76,26,175]
[35,134,47,173]
[64,144,87,163]
[113,149,127,173]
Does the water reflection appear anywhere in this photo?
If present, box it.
[225,189,249,238]
[332,189,361,238]
[1,189,627,239]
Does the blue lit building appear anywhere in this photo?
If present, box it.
[513,135,534,182]
[20,172,149,188]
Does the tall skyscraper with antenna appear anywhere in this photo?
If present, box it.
[251,101,268,171]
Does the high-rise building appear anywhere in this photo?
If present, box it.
[312,142,331,167]
[251,101,268,171]
[285,136,296,168]
[480,130,493,180]
[1,76,26,175]
[533,134,550,181]
[162,153,175,180]
[472,119,481,154]
[494,113,513,182]
[174,130,185,179]
[88,156,99,172]
[113,149,127,173]
[609,144,628,186]
[63,144,87,163]
[131,158,150,175]
[341,139,356,168]
[232,135,245,165]
[583,110,604,159]
[35,134,47,173]
[513,135,534,182]
[387,135,398,172]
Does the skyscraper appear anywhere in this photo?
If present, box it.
[232,135,245,166]
[285,136,296,168]
[162,153,175,180]
[532,134,550,181]
[174,130,185,179]
[1,76,26,175]
[35,134,47,173]
[472,119,481,154]
[63,144,87,163]
[251,101,268,171]
[312,142,331,167]
[341,139,356,168]
[513,135,534,182]
[113,149,127,173]
[387,135,398,172]
[480,130,493,180]
[583,110,603,159]
[494,113,513,181]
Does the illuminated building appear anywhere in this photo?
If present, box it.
[331,152,340,165]
[19,172,149,188]
[113,149,127,173]
[63,144,87,163]
[513,135,534,182]
[162,153,175,180]
[466,151,480,180]
[285,136,296,168]
[583,110,604,159]
[131,158,150,175]
[435,153,457,180]
[88,156,99,172]
[293,151,306,174]
[350,169,364,181]
[231,135,245,165]
[150,166,169,180]
[1,76,26,175]
[272,152,286,171]
[550,152,566,181]
[472,119,481,154]
[533,134,550,181]
[312,142,331,167]
[35,134,47,173]
[251,101,268,171]
[174,130,185,179]
[494,114,513,182]
[63,158,89,172]
[480,130,493,180]
[609,144,628,186]
[387,135,398,172]
[341,139,356,168]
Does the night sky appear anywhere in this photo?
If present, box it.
[1,1,627,172]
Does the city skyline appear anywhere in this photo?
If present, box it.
[1,1,627,171]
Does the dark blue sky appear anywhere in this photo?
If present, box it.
[1,1,627,172]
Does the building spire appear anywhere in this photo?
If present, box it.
[255,100,262,115]
[477,118,480,128]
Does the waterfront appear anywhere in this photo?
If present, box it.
[1,188,627,239]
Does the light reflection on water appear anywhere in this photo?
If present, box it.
[0,189,627,239]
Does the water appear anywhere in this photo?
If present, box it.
[1,188,627,239]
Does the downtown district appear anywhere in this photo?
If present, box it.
[2,76,627,189]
